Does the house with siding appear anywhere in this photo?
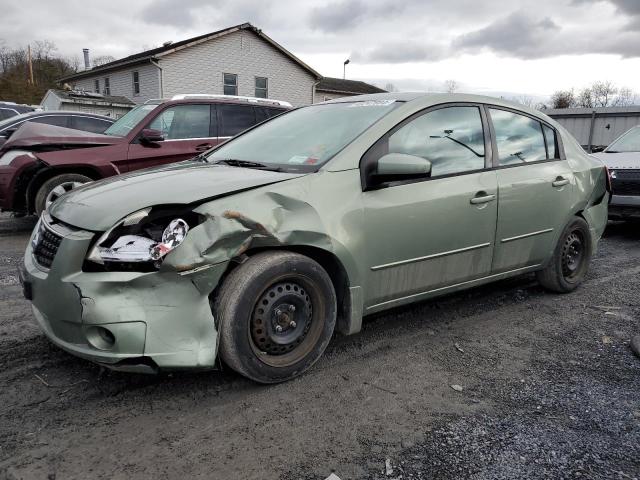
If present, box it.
[59,23,323,107]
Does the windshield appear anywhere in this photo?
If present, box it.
[0,113,30,131]
[206,100,399,171]
[606,126,640,153]
[103,104,159,137]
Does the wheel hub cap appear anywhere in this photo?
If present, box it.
[45,181,86,209]
[251,282,313,355]
[562,232,584,278]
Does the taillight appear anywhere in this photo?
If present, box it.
[604,166,612,193]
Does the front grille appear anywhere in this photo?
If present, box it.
[612,169,640,196]
[33,220,63,268]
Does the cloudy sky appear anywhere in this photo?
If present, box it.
[2,0,640,99]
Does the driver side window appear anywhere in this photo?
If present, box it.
[387,106,486,177]
[148,104,210,140]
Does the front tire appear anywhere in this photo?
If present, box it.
[536,217,592,293]
[215,251,337,383]
[35,173,92,215]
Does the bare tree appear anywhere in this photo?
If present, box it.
[91,55,116,67]
[550,89,575,109]
[612,87,637,107]
[444,79,458,93]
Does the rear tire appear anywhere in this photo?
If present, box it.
[536,217,592,293]
[35,173,92,216]
[214,251,337,384]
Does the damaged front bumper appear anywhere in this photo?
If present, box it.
[22,216,226,373]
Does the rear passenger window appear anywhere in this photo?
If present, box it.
[219,104,256,137]
[70,116,112,134]
[387,106,486,177]
[490,109,547,165]
[148,104,210,140]
[31,115,69,128]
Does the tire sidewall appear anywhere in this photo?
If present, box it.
[220,253,337,383]
[35,174,92,216]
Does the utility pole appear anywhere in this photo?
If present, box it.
[27,44,34,86]
[343,59,350,79]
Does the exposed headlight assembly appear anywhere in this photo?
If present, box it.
[86,208,202,268]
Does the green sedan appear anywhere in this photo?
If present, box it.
[20,93,609,383]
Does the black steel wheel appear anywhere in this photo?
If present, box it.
[536,217,592,293]
[215,251,336,383]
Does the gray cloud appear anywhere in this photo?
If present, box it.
[140,0,217,27]
[352,42,447,64]
[454,12,560,59]
[309,0,404,32]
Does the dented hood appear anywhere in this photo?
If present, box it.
[49,161,307,231]
[1,122,120,152]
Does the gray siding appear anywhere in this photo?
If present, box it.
[159,31,316,107]
[547,107,640,147]
[71,63,160,104]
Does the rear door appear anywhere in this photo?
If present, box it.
[488,106,575,273]
[125,103,216,172]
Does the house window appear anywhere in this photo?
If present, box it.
[223,73,237,96]
[132,71,140,95]
[103,77,110,95]
[255,77,268,98]
[94,79,100,93]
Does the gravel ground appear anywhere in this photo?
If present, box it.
[0,212,638,480]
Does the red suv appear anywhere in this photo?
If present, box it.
[0,95,290,215]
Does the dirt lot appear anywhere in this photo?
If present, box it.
[0,212,638,480]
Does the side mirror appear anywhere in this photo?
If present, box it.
[140,128,164,144]
[374,153,432,182]
[590,145,605,153]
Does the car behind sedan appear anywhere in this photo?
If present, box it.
[21,93,609,383]
[592,125,640,220]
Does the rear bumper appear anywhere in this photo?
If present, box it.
[22,217,227,372]
[608,194,640,219]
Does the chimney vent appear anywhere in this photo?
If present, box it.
[82,48,91,70]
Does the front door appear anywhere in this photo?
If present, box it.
[362,105,498,310]
[125,103,218,172]
[487,107,576,272]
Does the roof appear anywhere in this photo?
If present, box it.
[47,89,135,107]
[316,77,387,95]
[545,106,640,117]
[59,23,321,82]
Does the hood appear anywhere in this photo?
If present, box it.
[1,122,121,152]
[49,161,307,231]
[591,151,640,169]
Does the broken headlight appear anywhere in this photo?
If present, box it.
[86,207,203,268]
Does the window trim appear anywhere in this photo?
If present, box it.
[360,102,493,191]
[483,104,565,171]
[254,76,268,98]
[94,79,100,94]
[103,77,110,95]
[132,71,140,96]
[223,73,238,96]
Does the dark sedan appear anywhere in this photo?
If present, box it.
[0,111,114,148]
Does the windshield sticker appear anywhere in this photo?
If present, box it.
[348,100,395,107]
[288,155,309,164]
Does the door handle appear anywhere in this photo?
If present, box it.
[470,192,496,205]
[552,177,570,187]
[195,143,213,152]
